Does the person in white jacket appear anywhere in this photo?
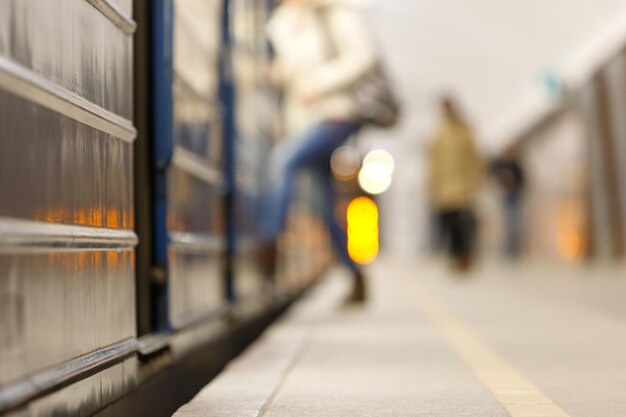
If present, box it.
[260,0,377,302]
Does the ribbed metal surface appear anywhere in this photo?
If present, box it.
[169,249,225,329]
[85,0,136,34]
[27,358,137,417]
[0,251,135,387]
[0,57,136,142]
[0,340,137,412]
[0,91,134,228]
[0,0,137,414]
[0,218,137,253]
[0,0,133,118]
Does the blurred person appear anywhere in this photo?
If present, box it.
[491,144,525,258]
[259,0,391,302]
[428,96,484,271]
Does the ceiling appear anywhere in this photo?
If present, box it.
[363,0,626,150]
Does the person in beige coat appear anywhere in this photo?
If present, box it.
[267,0,377,135]
[260,0,378,301]
[428,96,484,270]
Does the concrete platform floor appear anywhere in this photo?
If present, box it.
[173,258,626,417]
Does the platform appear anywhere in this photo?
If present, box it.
[173,258,626,417]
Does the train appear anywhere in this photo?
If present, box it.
[0,1,331,416]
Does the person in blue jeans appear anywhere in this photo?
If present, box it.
[261,0,378,302]
[260,121,362,273]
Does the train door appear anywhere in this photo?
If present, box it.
[135,0,228,335]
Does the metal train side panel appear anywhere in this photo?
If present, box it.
[0,0,134,119]
[0,0,137,415]
[152,0,227,330]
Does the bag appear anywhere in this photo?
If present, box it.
[352,63,401,128]
[317,7,401,128]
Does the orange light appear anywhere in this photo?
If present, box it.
[556,199,586,262]
[347,197,379,265]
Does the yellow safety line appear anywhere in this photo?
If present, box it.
[405,279,572,417]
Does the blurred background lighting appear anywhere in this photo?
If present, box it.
[358,161,393,195]
[556,200,586,262]
[331,146,361,181]
[363,149,395,174]
[347,197,379,265]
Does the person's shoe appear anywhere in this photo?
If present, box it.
[346,270,367,304]
[452,254,473,274]
[258,241,278,279]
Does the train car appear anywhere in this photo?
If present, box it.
[0,1,138,415]
[0,1,331,416]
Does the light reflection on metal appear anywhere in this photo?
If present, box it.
[0,217,137,254]
[84,0,137,34]
[0,0,135,118]
[0,57,136,143]
[169,231,226,252]
[0,339,138,413]
[172,146,224,185]
[347,197,379,265]
[0,1,136,414]
[33,207,132,229]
